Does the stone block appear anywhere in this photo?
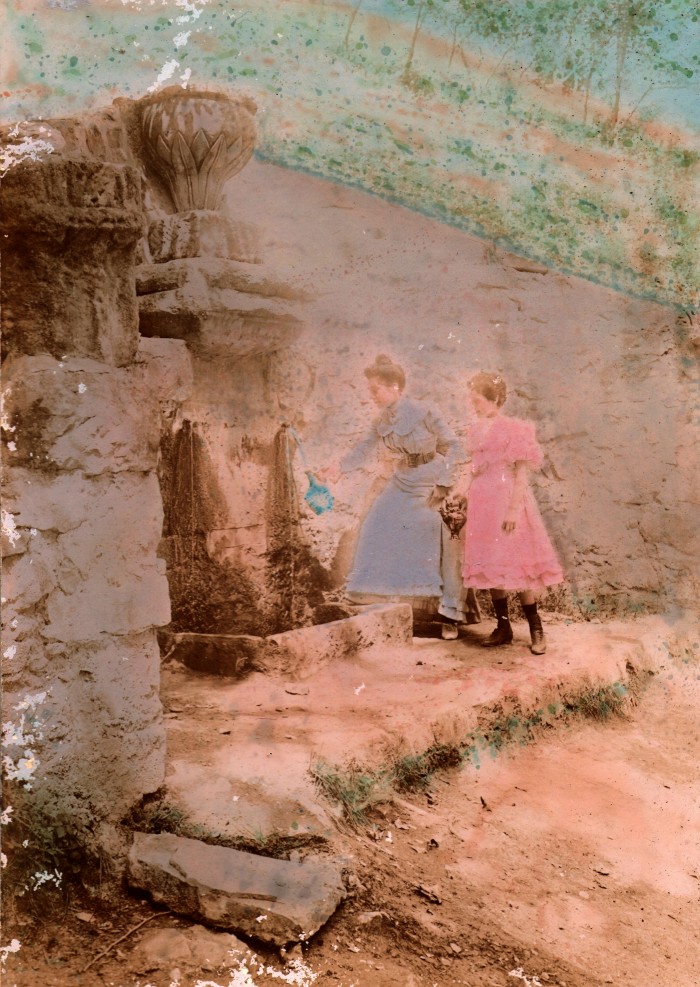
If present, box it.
[262,603,413,679]
[3,468,112,534]
[3,469,169,646]
[44,474,170,641]
[136,258,304,357]
[137,257,307,302]
[128,832,347,947]
[0,157,142,366]
[159,631,267,678]
[135,337,194,407]
[2,631,165,819]
[2,355,162,476]
[2,536,58,608]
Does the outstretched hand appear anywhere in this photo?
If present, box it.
[318,464,341,485]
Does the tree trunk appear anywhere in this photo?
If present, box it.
[448,23,459,68]
[610,0,631,126]
[583,64,594,123]
[343,0,363,49]
[403,1,427,80]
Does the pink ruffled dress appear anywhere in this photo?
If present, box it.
[462,416,564,591]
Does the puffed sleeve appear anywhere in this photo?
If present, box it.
[339,426,380,473]
[425,405,467,485]
[506,418,543,469]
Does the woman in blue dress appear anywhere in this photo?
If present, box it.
[328,355,479,634]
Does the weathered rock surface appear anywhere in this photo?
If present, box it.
[134,336,194,408]
[2,630,165,815]
[129,924,248,976]
[2,355,162,475]
[262,603,414,678]
[128,832,347,946]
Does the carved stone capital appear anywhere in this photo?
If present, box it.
[140,88,257,213]
[0,157,142,365]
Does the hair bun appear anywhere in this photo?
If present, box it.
[364,354,406,390]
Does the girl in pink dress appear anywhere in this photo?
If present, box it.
[459,372,563,654]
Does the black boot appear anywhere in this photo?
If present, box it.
[523,602,546,654]
[482,597,513,647]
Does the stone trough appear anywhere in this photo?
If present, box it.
[159,603,413,680]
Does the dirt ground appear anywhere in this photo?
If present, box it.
[4,657,699,987]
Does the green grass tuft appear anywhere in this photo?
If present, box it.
[310,671,651,824]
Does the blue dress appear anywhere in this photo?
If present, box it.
[340,396,478,621]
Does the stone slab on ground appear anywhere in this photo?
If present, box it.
[160,614,698,843]
[128,832,347,947]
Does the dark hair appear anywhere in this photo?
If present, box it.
[364,354,406,391]
[468,371,507,407]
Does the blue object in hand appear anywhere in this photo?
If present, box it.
[304,471,334,515]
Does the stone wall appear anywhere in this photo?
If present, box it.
[220,157,699,617]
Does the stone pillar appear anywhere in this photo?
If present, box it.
[135,87,304,357]
[132,90,312,637]
[0,152,190,851]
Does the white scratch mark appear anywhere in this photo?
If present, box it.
[1,511,20,547]
[173,30,191,48]
[509,969,543,987]
[3,646,17,661]
[353,682,365,696]
[175,0,208,24]
[77,382,87,393]
[0,938,20,967]
[0,136,55,176]
[148,59,181,93]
